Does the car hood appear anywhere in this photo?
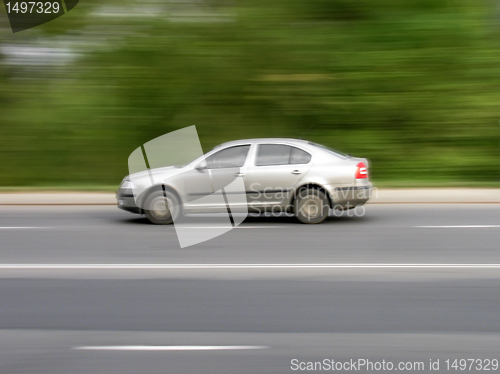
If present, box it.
[128,165,185,182]
[127,165,189,199]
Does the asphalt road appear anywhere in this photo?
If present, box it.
[0,204,499,374]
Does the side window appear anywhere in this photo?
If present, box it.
[290,147,311,164]
[205,145,250,169]
[255,144,291,166]
[256,144,311,166]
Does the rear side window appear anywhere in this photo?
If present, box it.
[256,144,311,166]
[290,147,311,164]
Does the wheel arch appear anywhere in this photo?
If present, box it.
[289,183,333,210]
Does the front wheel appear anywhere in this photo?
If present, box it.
[144,190,180,225]
[294,188,330,224]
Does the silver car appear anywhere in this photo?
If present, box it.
[116,138,372,224]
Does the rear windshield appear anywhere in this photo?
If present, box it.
[308,142,349,159]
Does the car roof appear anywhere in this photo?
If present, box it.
[213,138,312,149]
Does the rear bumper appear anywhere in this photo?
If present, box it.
[327,183,372,209]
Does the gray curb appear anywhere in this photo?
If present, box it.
[0,189,498,205]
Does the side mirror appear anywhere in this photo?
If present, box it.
[195,164,208,172]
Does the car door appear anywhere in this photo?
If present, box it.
[182,144,251,212]
[244,143,313,207]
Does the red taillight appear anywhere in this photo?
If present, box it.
[355,162,368,179]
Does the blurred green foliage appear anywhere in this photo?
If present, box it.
[0,0,498,187]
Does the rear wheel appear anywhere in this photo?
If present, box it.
[144,190,180,225]
[294,188,329,224]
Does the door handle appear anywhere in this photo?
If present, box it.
[235,173,245,177]
[291,170,302,175]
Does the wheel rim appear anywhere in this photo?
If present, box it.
[298,195,324,220]
[149,196,172,221]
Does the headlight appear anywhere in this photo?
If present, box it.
[120,179,134,189]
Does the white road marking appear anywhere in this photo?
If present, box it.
[73,345,269,351]
[176,226,288,229]
[0,227,48,229]
[2,263,500,269]
[415,225,500,228]
[2,225,496,230]
[0,226,286,230]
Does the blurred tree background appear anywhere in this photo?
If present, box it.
[0,0,498,188]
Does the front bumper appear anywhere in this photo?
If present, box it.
[116,189,141,214]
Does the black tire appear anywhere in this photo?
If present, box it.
[143,190,180,225]
[294,188,330,224]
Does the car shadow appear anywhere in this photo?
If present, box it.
[120,216,153,225]
[116,210,376,226]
